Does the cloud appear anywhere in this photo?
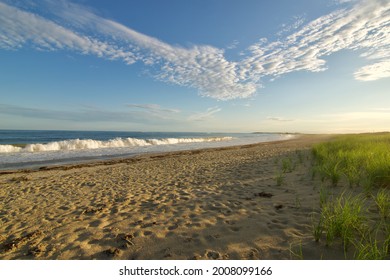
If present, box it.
[126,104,181,114]
[0,2,138,63]
[276,15,306,37]
[0,103,181,125]
[266,117,294,122]
[334,0,358,3]
[226,40,239,50]
[0,0,389,100]
[188,107,222,121]
[354,61,390,81]
[240,0,390,83]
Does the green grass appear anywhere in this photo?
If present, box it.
[282,158,294,173]
[319,186,330,207]
[275,172,285,186]
[321,193,366,248]
[312,133,390,189]
[289,241,303,260]
[354,228,390,260]
[312,217,323,242]
[311,133,390,259]
[294,194,302,209]
[375,189,390,219]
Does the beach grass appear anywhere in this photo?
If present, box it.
[375,188,390,219]
[322,193,366,247]
[281,158,294,173]
[275,171,285,186]
[312,132,390,189]
[311,133,390,259]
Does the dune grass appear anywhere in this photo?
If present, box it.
[282,157,294,173]
[312,133,390,189]
[375,188,390,219]
[311,133,390,259]
[274,172,285,186]
[322,193,366,248]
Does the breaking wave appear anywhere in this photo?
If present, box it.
[0,137,233,153]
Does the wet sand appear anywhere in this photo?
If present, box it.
[0,134,346,260]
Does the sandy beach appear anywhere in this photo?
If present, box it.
[0,134,350,260]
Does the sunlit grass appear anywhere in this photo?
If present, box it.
[354,225,390,260]
[321,193,366,248]
[312,133,390,189]
[311,133,390,259]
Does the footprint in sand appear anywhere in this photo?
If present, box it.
[246,248,260,259]
[230,226,241,232]
[104,248,121,257]
[168,224,178,230]
[206,250,221,259]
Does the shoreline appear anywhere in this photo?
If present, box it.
[0,133,296,172]
[0,134,344,260]
[0,134,327,174]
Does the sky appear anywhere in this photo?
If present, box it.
[0,0,389,133]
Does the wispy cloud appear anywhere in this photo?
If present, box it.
[226,40,239,50]
[266,116,294,122]
[0,1,138,63]
[276,15,306,37]
[354,61,390,81]
[0,103,181,125]
[188,107,222,121]
[0,0,388,100]
[240,0,390,83]
[126,104,181,114]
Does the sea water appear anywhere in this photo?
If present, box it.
[0,130,295,170]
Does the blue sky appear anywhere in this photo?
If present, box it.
[0,0,389,133]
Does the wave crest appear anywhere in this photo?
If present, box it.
[0,144,23,153]
[0,137,233,153]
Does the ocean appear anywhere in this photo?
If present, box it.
[0,130,295,170]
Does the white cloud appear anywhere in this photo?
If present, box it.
[240,0,390,82]
[334,0,358,3]
[266,117,294,122]
[0,2,138,63]
[188,107,222,121]
[354,60,390,81]
[0,0,389,100]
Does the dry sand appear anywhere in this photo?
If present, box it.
[0,134,345,260]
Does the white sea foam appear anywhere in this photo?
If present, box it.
[0,137,233,153]
[0,144,22,153]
